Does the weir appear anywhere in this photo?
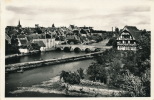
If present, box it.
[5,51,107,73]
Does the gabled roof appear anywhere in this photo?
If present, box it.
[122,26,142,41]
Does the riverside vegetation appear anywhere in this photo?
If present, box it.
[60,30,150,97]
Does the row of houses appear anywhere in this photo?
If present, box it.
[5,21,150,53]
[16,33,60,53]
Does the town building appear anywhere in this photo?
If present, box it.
[17,35,29,46]
[27,34,58,51]
[116,26,142,51]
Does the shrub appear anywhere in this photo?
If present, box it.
[77,68,84,79]
[110,70,145,97]
[60,71,80,84]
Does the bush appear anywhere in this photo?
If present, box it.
[110,70,145,97]
[60,71,80,84]
[77,68,84,79]
[141,68,150,96]
[106,37,117,48]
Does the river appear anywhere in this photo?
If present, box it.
[5,51,87,65]
[5,40,109,97]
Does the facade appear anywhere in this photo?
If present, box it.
[116,26,141,51]
[27,34,57,51]
[17,34,58,52]
[32,38,56,51]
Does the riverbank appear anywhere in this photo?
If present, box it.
[10,76,125,97]
[5,50,40,59]
[5,51,109,73]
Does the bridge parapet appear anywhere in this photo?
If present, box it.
[56,44,98,52]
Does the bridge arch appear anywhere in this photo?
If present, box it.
[55,47,62,51]
[64,47,71,52]
[85,48,91,53]
[74,47,81,53]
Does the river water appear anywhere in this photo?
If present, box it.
[5,59,94,97]
[6,51,87,64]
[5,40,109,97]
[5,51,95,97]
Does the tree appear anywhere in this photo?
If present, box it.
[137,30,150,61]
[77,68,84,79]
[114,70,144,97]
[52,24,55,27]
[31,43,40,50]
[60,71,80,84]
[141,68,150,96]
[87,63,100,81]
[115,27,120,36]
[5,39,20,55]
[106,37,117,48]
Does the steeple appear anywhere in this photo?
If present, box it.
[19,20,20,25]
[17,20,22,28]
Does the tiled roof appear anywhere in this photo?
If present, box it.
[123,26,141,41]
[26,34,51,41]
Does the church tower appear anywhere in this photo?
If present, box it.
[17,20,22,28]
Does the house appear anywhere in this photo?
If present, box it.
[116,26,142,51]
[27,34,57,51]
[17,35,29,46]
[33,41,46,51]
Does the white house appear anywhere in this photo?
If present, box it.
[116,26,141,51]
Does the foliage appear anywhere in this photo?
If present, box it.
[87,63,109,83]
[87,32,151,96]
[137,30,150,61]
[35,27,42,34]
[67,39,81,44]
[5,39,20,55]
[60,71,80,84]
[77,68,84,79]
[30,43,41,50]
[141,68,150,96]
[111,70,145,97]
[115,27,120,35]
[106,37,117,48]
[87,34,103,43]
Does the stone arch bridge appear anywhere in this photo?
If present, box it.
[55,45,101,52]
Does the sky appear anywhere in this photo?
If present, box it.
[4,0,151,31]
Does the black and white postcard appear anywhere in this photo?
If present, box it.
[0,0,153,99]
